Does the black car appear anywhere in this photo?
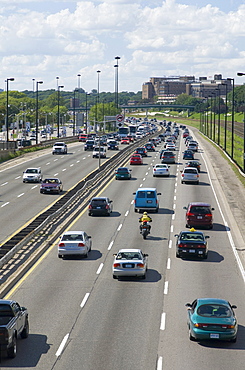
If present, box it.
[174,230,209,259]
[84,140,95,151]
[144,143,155,152]
[107,140,119,150]
[88,197,113,216]
[185,160,201,172]
[135,147,147,157]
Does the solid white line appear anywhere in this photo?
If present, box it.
[170,225,173,233]
[96,263,104,274]
[108,241,114,250]
[15,176,21,179]
[80,293,90,308]
[17,193,24,198]
[1,182,8,186]
[117,224,122,231]
[54,173,58,176]
[157,356,163,370]
[125,210,129,217]
[167,258,171,269]
[1,202,9,207]
[164,281,169,295]
[160,312,166,330]
[168,240,172,249]
[175,182,177,187]
[56,333,69,357]
[83,157,86,160]
[31,185,38,189]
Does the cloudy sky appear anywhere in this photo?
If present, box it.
[1,0,245,93]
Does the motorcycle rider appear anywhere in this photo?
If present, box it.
[139,212,152,233]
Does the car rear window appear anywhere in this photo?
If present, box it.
[62,234,84,241]
[180,233,204,241]
[197,304,231,317]
[184,169,197,174]
[190,206,211,214]
[91,199,107,206]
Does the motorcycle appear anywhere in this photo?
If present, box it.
[140,221,151,239]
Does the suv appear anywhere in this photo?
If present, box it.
[184,202,214,229]
[88,197,113,216]
[23,167,42,183]
[181,167,199,184]
[92,146,106,158]
[52,142,67,154]
[84,140,95,151]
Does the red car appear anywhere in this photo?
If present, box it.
[78,134,88,142]
[121,137,130,144]
[183,202,214,229]
[130,154,143,165]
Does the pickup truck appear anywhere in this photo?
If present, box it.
[0,300,29,358]
[52,142,67,154]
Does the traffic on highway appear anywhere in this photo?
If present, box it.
[0,120,244,369]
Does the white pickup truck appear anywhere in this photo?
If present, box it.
[92,146,106,158]
[52,142,67,155]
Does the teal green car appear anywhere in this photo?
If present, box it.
[186,298,237,342]
[115,167,131,180]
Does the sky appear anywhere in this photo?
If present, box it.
[0,0,245,93]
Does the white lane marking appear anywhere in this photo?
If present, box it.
[31,185,38,189]
[174,188,177,193]
[76,160,80,163]
[15,176,21,179]
[70,164,74,167]
[143,178,146,181]
[54,173,58,176]
[175,182,177,187]
[140,184,143,187]
[80,293,90,308]
[160,312,166,330]
[172,213,175,220]
[173,204,176,210]
[131,200,134,204]
[1,182,8,186]
[46,162,50,165]
[167,258,171,269]
[170,225,173,233]
[148,167,151,170]
[54,158,58,161]
[83,157,86,160]
[164,281,169,295]
[125,210,129,217]
[174,195,176,201]
[157,356,163,370]
[56,333,69,357]
[108,241,114,250]
[88,155,91,157]
[168,240,172,249]
[96,263,104,274]
[1,202,9,207]
[17,193,24,198]
[117,224,122,231]
[62,168,66,172]
[146,172,148,176]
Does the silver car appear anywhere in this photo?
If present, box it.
[153,164,170,177]
[58,231,92,259]
[181,167,199,184]
[23,167,42,183]
[112,249,148,279]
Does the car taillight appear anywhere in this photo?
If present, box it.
[106,205,109,209]
[153,169,156,171]
[194,323,208,328]
[196,244,205,248]
[179,243,187,248]
[114,263,120,268]
[59,243,65,247]
[78,243,85,247]
[187,212,195,216]
[181,174,184,177]
[137,263,145,268]
[88,205,92,209]
[205,214,212,217]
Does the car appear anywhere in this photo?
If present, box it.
[88,197,113,216]
[185,298,237,342]
[185,160,201,173]
[107,140,119,150]
[121,137,130,144]
[92,146,106,158]
[187,142,198,152]
[130,154,143,165]
[78,134,88,142]
[135,147,147,157]
[84,140,95,150]
[52,142,67,154]
[30,134,36,141]
[183,150,194,160]
[40,178,63,194]
[153,164,170,177]
[175,229,209,259]
[58,231,92,259]
[181,167,199,184]
[23,167,42,183]
[133,187,161,213]
[161,151,176,164]
[166,143,176,151]
[115,167,131,180]
[184,202,215,229]
[144,143,155,152]
[112,249,148,279]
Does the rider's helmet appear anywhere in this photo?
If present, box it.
[143,211,148,215]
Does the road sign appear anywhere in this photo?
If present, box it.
[116,114,124,122]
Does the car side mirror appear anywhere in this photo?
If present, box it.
[157,193,161,195]
[212,208,215,210]
[185,303,192,308]
[133,192,136,195]
[183,206,187,210]
[113,254,117,256]
[143,253,148,257]
[174,234,179,237]
[88,236,91,238]
[231,305,237,309]
[205,236,210,239]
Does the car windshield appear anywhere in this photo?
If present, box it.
[61,234,84,241]
[116,252,142,260]
[91,199,107,206]
[190,206,211,214]
[197,304,231,317]
[156,165,166,168]
[117,168,128,173]
[44,179,59,184]
[180,233,204,241]
[26,169,38,173]
[55,143,64,146]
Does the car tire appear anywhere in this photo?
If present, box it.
[176,251,180,258]
[209,224,213,229]
[189,328,196,341]
[230,337,237,343]
[84,251,88,258]
[141,273,146,280]
[113,275,117,279]
[20,319,29,339]
[181,181,184,184]
[7,336,17,358]
[155,208,159,213]
[203,253,208,259]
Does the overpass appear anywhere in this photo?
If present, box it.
[120,103,195,111]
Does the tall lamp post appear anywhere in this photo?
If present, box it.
[216,86,221,146]
[237,72,245,172]
[227,78,235,158]
[57,85,64,138]
[6,77,15,145]
[114,56,120,109]
[35,80,43,144]
[85,93,90,134]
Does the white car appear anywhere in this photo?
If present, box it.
[52,142,67,154]
[23,167,42,183]
[58,231,92,259]
[112,249,148,279]
[92,146,106,158]
[166,143,176,151]
[181,167,199,184]
[153,164,170,177]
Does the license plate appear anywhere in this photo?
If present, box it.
[189,249,195,253]
[147,200,152,203]
[210,333,219,339]
[96,207,101,209]
[125,264,132,268]
[197,216,203,219]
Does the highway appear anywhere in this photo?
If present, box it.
[0,130,245,369]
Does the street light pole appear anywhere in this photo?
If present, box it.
[217,86,221,146]
[85,93,90,134]
[35,80,43,144]
[227,78,235,158]
[237,72,245,172]
[114,56,120,109]
[6,77,15,146]
[57,85,64,138]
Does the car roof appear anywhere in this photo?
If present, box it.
[118,249,142,253]
[188,202,211,207]
[184,167,198,171]
[137,187,156,191]
[91,197,108,200]
[180,230,204,236]
[0,300,15,305]
[62,231,85,235]
[196,298,230,306]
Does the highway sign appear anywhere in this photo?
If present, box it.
[116,114,124,122]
